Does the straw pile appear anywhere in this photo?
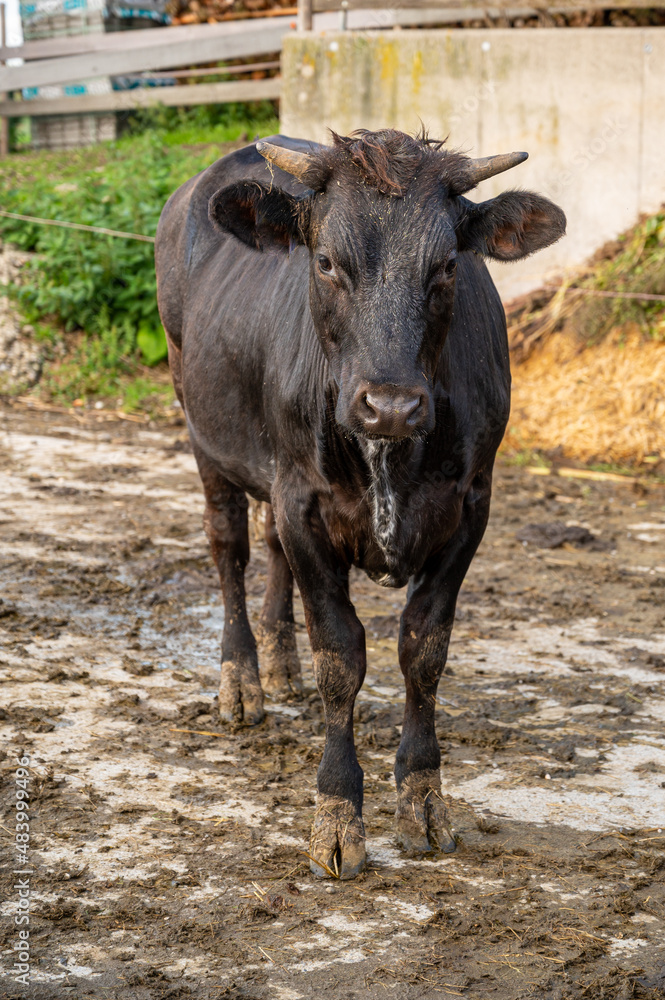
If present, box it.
[505,208,665,469]
[506,324,665,466]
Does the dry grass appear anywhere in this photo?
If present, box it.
[506,323,665,466]
[503,206,665,468]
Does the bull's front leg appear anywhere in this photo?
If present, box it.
[274,490,367,879]
[395,499,490,855]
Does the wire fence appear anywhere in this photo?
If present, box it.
[1,207,665,303]
[0,209,156,243]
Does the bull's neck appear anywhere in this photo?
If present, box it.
[359,438,415,559]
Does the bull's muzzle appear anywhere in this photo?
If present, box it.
[349,381,433,439]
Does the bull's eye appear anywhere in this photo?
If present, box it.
[444,254,457,276]
[427,255,457,295]
[317,255,335,276]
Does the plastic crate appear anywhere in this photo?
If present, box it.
[31,113,116,149]
[20,0,105,37]
[19,0,169,149]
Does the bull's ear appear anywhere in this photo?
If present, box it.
[457,191,566,261]
[208,181,310,252]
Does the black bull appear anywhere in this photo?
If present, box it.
[155,130,565,878]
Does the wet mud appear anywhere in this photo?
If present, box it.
[1,401,664,1000]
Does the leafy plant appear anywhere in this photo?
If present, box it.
[39,312,136,402]
[0,106,278,392]
[124,100,278,144]
[137,324,168,366]
[576,209,665,343]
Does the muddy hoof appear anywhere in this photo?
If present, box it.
[219,656,264,725]
[395,769,456,856]
[257,621,303,702]
[309,794,366,879]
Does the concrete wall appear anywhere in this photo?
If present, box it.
[280,28,665,301]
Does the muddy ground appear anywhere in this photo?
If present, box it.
[1,399,664,1000]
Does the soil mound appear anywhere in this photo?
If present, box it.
[0,244,41,393]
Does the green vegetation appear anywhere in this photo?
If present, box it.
[508,207,665,364]
[0,102,278,406]
[576,209,665,343]
[35,319,174,412]
[125,100,277,146]
[504,449,552,469]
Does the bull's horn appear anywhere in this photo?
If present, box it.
[464,151,528,186]
[256,140,314,183]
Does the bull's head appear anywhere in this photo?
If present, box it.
[209,130,565,441]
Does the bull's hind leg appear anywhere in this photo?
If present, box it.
[395,495,491,854]
[195,447,263,725]
[256,505,303,701]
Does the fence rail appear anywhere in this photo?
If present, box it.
[1,21,282,63]
[0,77,281,116]
[300,0,662,26]
[0,17,292,92]
[312,0,662,7]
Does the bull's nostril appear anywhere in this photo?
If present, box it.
[405,396,421,419]
[362,393,379,421]
[357,388,429,436]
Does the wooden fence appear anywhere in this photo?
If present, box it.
[0,17,291,100]
[0,12,293,154]
[298,0,661,27]
[0,0,660,150]
[0,78,282,118]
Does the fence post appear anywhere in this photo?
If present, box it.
[297,0,313,32]
[0,3,8,158]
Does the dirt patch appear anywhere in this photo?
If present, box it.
[1,400,664,999]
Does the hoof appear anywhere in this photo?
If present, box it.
[309,794,366,880]
[395,769,456,856]
[257,621,303,702]
[219,656,264,725]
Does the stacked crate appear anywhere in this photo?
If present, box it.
[20,0,169,150]
[20,0,115,150]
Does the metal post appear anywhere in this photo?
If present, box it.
[297,0,313,32]
[0,3,8,158]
